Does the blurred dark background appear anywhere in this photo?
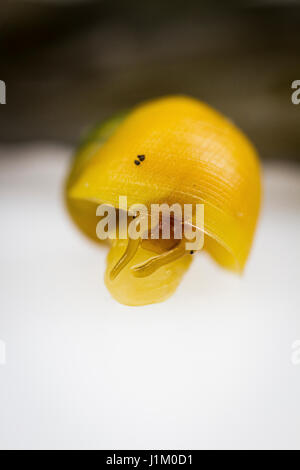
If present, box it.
[0,0,299,160]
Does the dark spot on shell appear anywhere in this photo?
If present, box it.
[134,160,141,166]
[138,155,145,162]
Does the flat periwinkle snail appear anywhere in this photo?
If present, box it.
[65,96,262,306]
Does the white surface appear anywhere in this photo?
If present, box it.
[0,144,299,450]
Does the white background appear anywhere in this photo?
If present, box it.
[0,145,299,450]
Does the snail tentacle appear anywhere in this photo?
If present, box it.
[131,238,187,278]
[109,237,142,280]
